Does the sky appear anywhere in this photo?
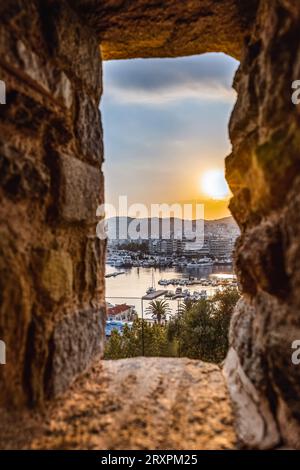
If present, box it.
[101,53,239,220]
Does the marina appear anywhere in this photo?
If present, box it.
[107,253,233,269]
[105,263,237,319]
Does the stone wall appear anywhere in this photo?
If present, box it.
[224,0,300,449]
[70,0,258,60]
[68,0,300,448]
[0,0,105,407]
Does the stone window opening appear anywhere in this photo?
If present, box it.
[101,52,240,353]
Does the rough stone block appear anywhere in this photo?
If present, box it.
[84,236,105,302]
[48,2,102,96]
[48,307,105,397]
[71,0,257,60]
[223,347,280,449]
[0,89,51,134]
[74,93,103,165]
[40,249,73,303]
[59,154,103,223]
[0,27,73,109]
[16,40,73,109]
[0,141,50,201]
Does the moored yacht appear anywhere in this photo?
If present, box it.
[146,269,156,295]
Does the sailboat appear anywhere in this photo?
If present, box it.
[146,269,156,295]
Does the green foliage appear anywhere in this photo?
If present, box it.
[178,298,194,316]
[104,319,176,359]
[104,288,240,363]
[104,329,124,359]
[168,288,240,363]
[145,299,171,324]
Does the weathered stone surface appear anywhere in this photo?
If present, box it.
[40,249,73,303]
[0,1,100,97]
[225,0,300,450]
[0,229,31,407]
[70,0,259,60]
[0,358,236,450]
[46,308,105,397]
[223,347,280,449]
[0,141,50,201]
[16,40,74,109]
[0,1,106,409]
[0,89,51,135]
[58,154,103,223]
[83,236,105,305]
[0,26,73,109]
[74,93,103,165]
[46,1,103,97]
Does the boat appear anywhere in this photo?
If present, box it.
[158,279,169,286]
[105,271,125,278]
[146,287,156,295]
[146,269,156,295]
[164,290,174,298]
[187,261,198,268]
[197,257,214,266]
[187,257,214,268]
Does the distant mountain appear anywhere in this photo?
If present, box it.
[105,216,239,240]
[205,216,236,225]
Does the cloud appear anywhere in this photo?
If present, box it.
[103,53,239,105]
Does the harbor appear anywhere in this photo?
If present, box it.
[105,263,237,322]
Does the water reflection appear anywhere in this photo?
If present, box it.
[106,264,235,317]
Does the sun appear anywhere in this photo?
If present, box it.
[200,169,230,200]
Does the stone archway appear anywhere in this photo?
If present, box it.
[0,0,300,449]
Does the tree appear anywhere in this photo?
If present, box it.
[178,298,194,316]
[104,319,175,359]
[145,300,171,324]
[167,288,240,363]
[104,329,123,359]
[104,289,240,363]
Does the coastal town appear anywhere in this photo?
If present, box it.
[105,217,239,337]
[106,215,239,266]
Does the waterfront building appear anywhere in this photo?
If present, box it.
[149,238,182,255]
[209,236,236,260]
[107,303,137,322]
[182,238,210,258]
